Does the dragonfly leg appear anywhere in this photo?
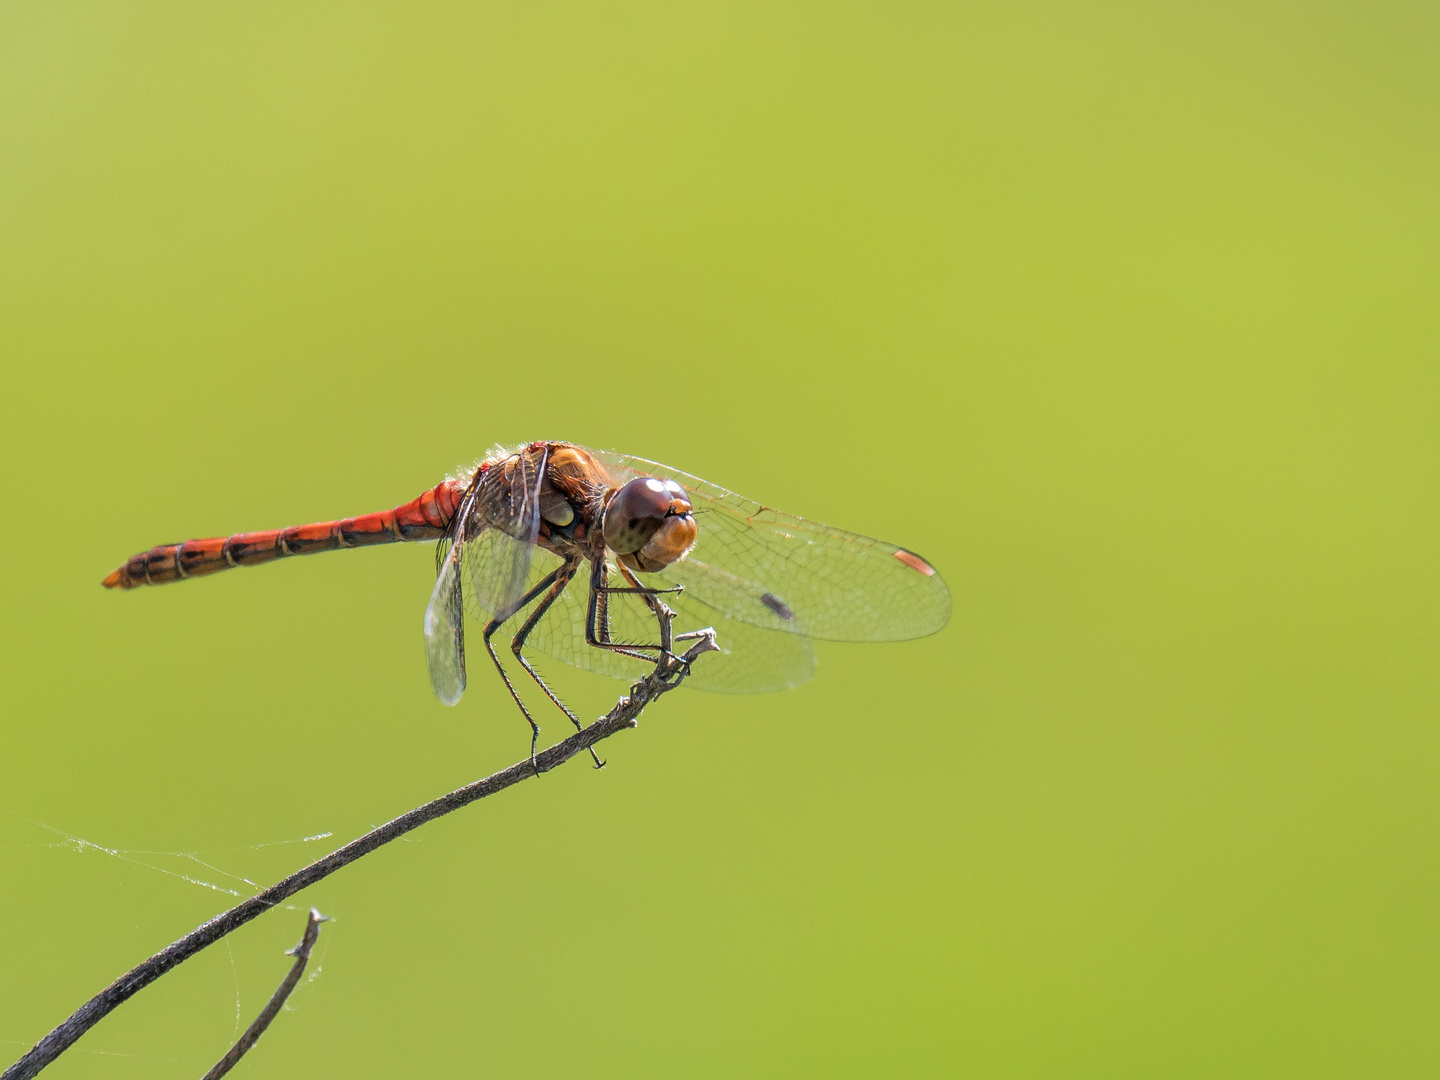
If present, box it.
[595,577,690,668]
[585,560,692,687]
[616,562,674,652]
[616,562,703,682]
[584,559,661,662]
[482,566,573,775]
[507,557,606,769]
[584,560,641,659]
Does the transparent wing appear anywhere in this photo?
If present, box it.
[423,448,546,705]
[587,448,952,642]
[424,507,474,708]
[456,446,547,622]
[507,550,816,694]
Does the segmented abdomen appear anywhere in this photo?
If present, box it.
[102,479,467,589]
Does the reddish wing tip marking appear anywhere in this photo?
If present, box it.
[893,549,937,577]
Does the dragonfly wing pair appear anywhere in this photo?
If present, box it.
[423,447,548,706]
[435,445,951,701]
[590,450,951,636]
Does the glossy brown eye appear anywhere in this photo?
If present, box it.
[602,477,695,567]
[603,478,674,552]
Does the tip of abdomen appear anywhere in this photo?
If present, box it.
[102,567,126,589]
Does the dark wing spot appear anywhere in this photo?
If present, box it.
[760,592,796,621]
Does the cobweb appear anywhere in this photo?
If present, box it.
[0,809,333,901]
[0,805,335,1070]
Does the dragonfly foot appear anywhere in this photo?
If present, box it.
[654,651,693,687]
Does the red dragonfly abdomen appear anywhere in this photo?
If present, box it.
[102,479,468,589]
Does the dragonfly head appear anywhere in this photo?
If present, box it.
[603,476,698,572]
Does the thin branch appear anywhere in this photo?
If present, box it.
[4,628,718,1080]
[201,908,327,1080]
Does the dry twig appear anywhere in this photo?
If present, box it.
[3,627,717,1080]
[201,908,327,1080]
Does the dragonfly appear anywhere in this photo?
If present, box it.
[104,441,951,766]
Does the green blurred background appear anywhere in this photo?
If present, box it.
[2,1,1436,1076]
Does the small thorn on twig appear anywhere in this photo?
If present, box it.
[199,908,327,1080]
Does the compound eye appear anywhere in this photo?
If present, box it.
[604,478,669,553]
[603,477,692,554]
